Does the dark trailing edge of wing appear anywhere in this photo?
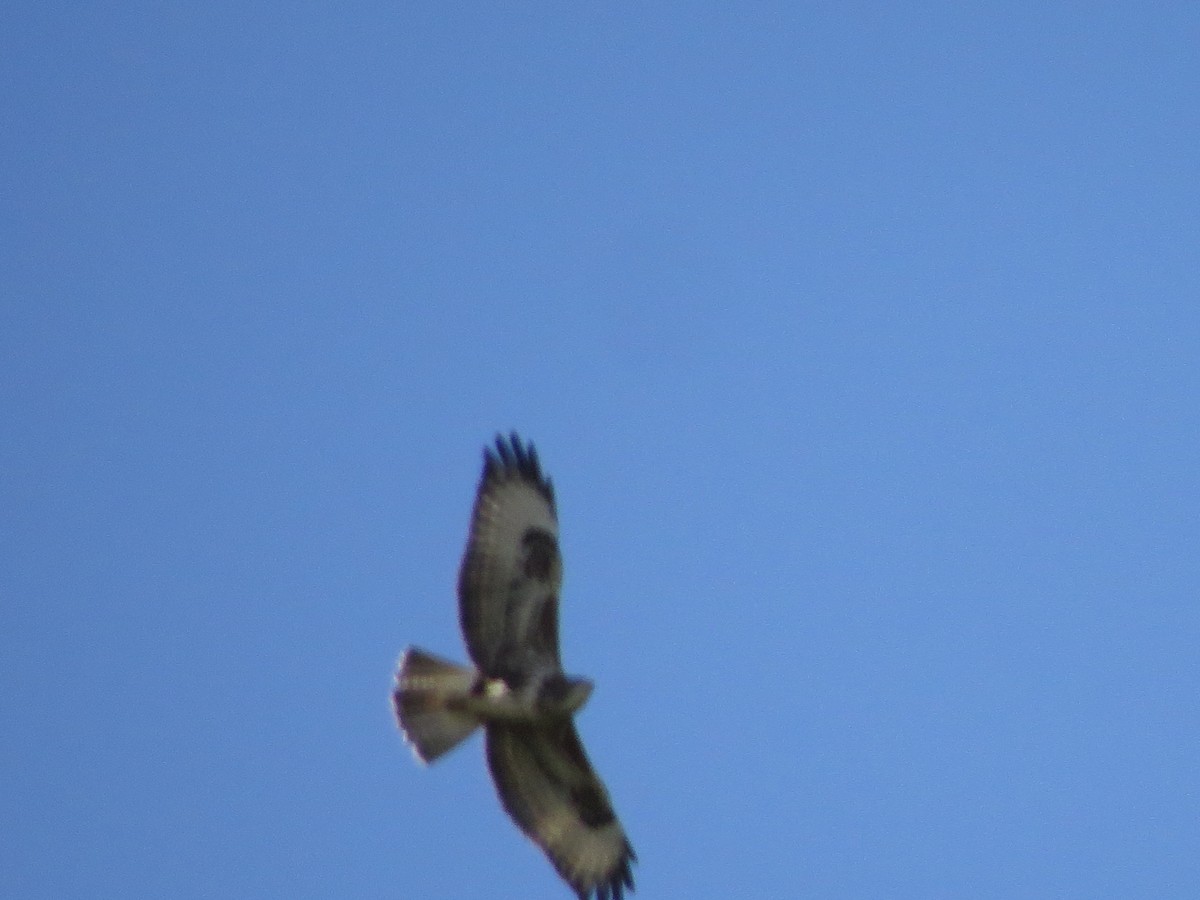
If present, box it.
[485,432,555,507]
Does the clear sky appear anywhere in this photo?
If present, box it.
[3,4,1198,898]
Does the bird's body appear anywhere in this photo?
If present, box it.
[393,434,635,900]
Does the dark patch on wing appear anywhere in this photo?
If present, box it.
[571,783,617,828]
[521,527,558,581]
[553,726,617,828]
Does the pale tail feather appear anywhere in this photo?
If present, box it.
[393,647,480,763]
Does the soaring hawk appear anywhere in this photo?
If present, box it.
[393,434,636,899]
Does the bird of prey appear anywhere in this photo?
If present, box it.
[393,434,636,900]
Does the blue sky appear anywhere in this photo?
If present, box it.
[3,4,1198,898]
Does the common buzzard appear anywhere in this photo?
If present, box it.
[393,434,636,900]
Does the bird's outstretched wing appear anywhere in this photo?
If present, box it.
[487,723,636,900]
[458,433,562,683]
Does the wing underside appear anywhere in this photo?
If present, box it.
[458,434,563,682]
[486,723,636,900]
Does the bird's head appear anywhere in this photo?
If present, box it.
[537,674,594,716]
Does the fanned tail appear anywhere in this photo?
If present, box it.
[393,647,480,763]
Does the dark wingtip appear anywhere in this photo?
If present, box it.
[480,432,555,506]
[572,845,636,900]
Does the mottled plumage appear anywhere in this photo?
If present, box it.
[393,434,635,900]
